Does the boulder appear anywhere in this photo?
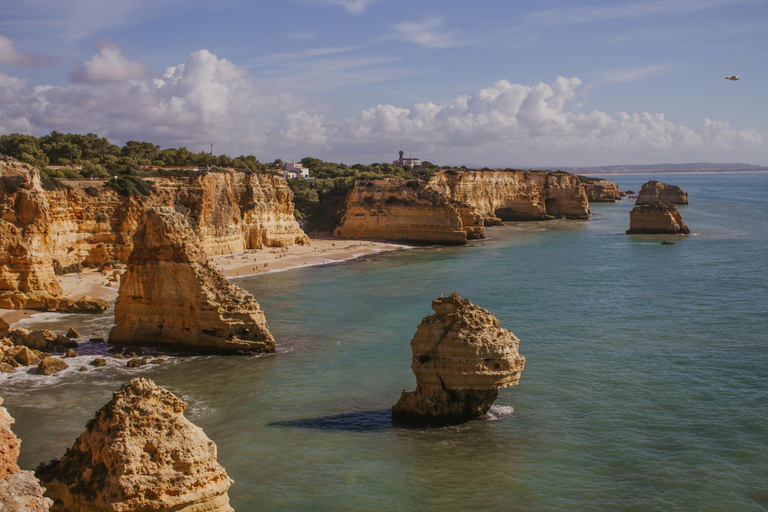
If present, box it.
[0,317,9,334]
[89,358,107,367]
[635,181,688,205]
[391,294,526,427]
[627,203,690,234]
[25,330,54,351]
[56,296,109,314]
[109,207,275,354]
[0,363,15,374]
[36,357,69,376]
[65,328,80,339]
[36,378,233,512]
[64,349,78,358]
[10,346,40,366]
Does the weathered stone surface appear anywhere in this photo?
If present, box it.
[36,357,69,376]
[0,397,52,510]
[0,363,15,373]
[392,294,525,426]
[25,330,54,351]
[37,378,233,512]
[579,176,621,202]
[109,207,275,354]
[635,181,688,205]
[10,346,40,366]
[627,203,690,234]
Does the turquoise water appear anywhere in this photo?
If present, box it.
[2,172,767,511]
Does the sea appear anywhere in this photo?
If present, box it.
[1,172,767,511]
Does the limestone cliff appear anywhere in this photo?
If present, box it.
[635,181,688,205]
[0,397,52,510]
[333,179,482,245]
[37,378,233,512]
[0,161,307,310]
[109,207,275,354]
[391,294,525,427]
[578,176,621,202]
[626,203,690,234]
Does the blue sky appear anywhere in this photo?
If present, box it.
[0,0,766,167]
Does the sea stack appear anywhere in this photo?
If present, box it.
[626,203,690,234]
[635,181,688,205]
[0,397,52,510]
[36,378,233,512]
[109,207,275,354]
[392,294,525,427]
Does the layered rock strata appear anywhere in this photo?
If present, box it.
[391,294,525,427]
[626,203,690,234]
[0,397,52,510]
[0,161,307,310]
[579,176,621,202]
[109,207,275,354]
[635,181,688,205]
[36,378,233,512]
[334,170,589,244]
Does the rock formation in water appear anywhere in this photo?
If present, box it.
[0,161,307,310]
[626,203,690,234]
[333,179,483,244]
[635,180,688,205]
[391,294,525,427]
[0,397,53,510]
[109,207,275,354]
[578,176,621,202]
[334,170,589,244]
[36,378,233,512]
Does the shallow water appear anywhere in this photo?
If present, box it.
[2,172,767,511]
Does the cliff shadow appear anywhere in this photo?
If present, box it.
[269,409,392,432]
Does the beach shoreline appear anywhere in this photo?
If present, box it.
[0,238,407,327]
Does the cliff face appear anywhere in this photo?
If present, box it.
[579,177,621,202]
[37,378,233,512]
[109,207,275,354]
[391,294,525,427]
[333,170,589,245]
[627,203,690,234]
[0,162,307,310]
[635,181,688,205]
[333,179,481,245]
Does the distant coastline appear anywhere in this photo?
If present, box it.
[545,162,768,175]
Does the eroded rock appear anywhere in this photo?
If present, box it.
[635,181,688,205]
[36,357,69,376]
[36,378,233,512]
[392,294,525,426]
[627,203,690,234]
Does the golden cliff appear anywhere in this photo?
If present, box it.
[37,378,233,512]
[627,203,690,235]
[334,170,589,244]
[109,207,275,354]
[635,180,688,205]
[391,294,525,427]
[578,176,621,202]
[0,161,307,310]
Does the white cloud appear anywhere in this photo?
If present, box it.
[596,64,669,83]
[315,0,379,14]
[69,41,150,83]
[0,34,56,67]
[392,17,461,48]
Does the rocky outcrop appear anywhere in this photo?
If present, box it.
[0,161,308,310]
[109,207,275,354]
[635,181,688,205]
[626,203,690,234]
[334,170,589,244]
[0,397,53,510]
[578,176,621,202]
[391,294,525,427]
[36,378,233,512]
[333,179,483,245]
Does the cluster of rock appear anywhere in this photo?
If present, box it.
[334,170,590,244]
[0,397,52,510]
[36,378,234,512]
[391,294,525,426]
[0,318,84,376]
[627,180,690,235]
[109,207,275,354]
[578,176,621,202]
[0,161,307,311]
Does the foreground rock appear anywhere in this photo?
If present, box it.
[391,294,525,427]
[109,207,275,354]
[627,203,690,234]
[0,397,52,510]
[635,181,688,205]
[36,378,233,512]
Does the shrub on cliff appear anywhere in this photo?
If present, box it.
[105,175,156,197]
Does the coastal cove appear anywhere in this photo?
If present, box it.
[1,172,767,510]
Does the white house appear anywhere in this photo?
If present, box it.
[393,152,420,168]
[281,161,309,179]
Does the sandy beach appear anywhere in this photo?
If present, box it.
[0,238,405,326]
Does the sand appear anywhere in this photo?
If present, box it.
[0,238,405,327]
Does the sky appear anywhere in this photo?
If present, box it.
[0,0,766,168]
